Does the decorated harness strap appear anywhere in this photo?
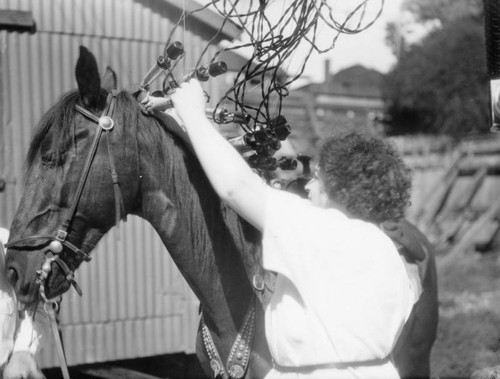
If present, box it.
[201,300,256,379]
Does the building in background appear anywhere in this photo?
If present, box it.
[281,60,386,158]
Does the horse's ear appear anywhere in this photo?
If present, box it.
[75,46,102,108]
[101,66,117,91]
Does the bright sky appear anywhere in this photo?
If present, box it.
[212,0,405,84]
[203,0,407,84]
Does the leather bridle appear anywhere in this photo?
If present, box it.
[5,91,127,379]
[6,91,124,301]
[6,89,260,379]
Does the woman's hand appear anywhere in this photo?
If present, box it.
[170,79,207,126]
[140,94,173,114]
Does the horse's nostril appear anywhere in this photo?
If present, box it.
[6,267,19,288]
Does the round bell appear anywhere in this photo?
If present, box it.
[49,240,63,254]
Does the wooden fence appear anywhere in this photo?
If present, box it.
[391,135,500,256]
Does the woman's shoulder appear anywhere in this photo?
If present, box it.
[323,215,399,260]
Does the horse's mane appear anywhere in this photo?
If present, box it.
[26,91,81,171]
[129,91,263,275]
[26,89,261,272]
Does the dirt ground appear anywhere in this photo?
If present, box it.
[431,249,500,378]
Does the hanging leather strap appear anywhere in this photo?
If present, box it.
[45,302,70,379]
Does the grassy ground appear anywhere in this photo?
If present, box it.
[430,249,500,378]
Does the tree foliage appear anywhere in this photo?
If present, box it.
[402,0,483,25]
[382,1,489,136]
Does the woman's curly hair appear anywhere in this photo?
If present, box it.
[318,131,412,224]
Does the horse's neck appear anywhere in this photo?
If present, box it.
[138,139,259,330]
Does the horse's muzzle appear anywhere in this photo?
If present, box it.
[5,257,40,306]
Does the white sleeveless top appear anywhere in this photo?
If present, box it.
[262,189,415,379]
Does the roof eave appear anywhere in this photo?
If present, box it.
[0,10,36,33]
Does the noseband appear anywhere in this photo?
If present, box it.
[6,91,124,301]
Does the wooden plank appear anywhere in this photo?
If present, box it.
[0,10,36,33]
[472,219,500,250]
[415,150,468,233]
[456,167,488,209]
[415,150,464,222]
[436,213,473,248]
[441,197,500,266]
[434,167,488,245]
[458,154,500,175]
[417,166,459,231]
[77,366,164,379]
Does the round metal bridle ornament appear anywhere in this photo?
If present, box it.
[49,240,64,254]
[98,115,114,130]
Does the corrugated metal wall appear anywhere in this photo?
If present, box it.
[44,216,201,367]
[0,0,233,368]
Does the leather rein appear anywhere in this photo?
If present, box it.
[6,92,124,379]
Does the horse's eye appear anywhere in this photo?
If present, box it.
[41,151,66,167]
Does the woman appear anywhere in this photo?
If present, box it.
[146,79,417,378]
[1,227,45,379]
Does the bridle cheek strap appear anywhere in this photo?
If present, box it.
[105,130,126,226]
[74,91,126,228]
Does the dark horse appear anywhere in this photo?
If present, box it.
[5,47,438,378]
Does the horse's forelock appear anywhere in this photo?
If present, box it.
[25,91,81,174]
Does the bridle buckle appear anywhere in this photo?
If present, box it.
[56,229,68,241]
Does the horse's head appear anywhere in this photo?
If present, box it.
[5,46,142,306]
[4,46,273,378]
